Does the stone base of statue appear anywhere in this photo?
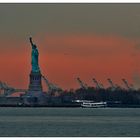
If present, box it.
[28,71,42,91]
[21,71,48,106]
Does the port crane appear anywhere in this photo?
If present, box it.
[107,78,117,91]
[92,78,104,89]
[42,75,63,94]
[77,77,88,89]
[0,81,27,97]
[122,79,134,90]
[115,84,122,90]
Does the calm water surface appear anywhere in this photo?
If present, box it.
[0,107,139,137]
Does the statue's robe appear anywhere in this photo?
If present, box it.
[31,45,40,72]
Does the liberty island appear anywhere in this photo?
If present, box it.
[21,37,47,106]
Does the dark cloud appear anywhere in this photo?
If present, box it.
[0,4,140,39]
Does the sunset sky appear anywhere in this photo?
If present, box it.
[0,3,140,90]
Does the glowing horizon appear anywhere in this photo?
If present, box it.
[0,4,140,90]
[0,33,140,90]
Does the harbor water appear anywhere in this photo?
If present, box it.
[0,107,139,137]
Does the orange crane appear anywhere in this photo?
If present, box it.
[77,77,88,89]
[0,81,26,97]
[122,79,134,90]
[92,78,104,89]
[107,78,117,91]
[42,75,63,94]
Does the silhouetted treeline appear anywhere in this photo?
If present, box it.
[59,87,140,105]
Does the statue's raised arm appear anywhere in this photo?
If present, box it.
[29,37,34,46]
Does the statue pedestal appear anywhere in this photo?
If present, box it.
[22,71,48,106]
[28,71,42,91]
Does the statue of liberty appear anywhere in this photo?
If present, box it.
[29,37,40,72]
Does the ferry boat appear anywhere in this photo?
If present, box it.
[81,101,107,108]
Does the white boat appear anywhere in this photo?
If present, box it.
[72,100,92,103]
[81,101,107,108]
